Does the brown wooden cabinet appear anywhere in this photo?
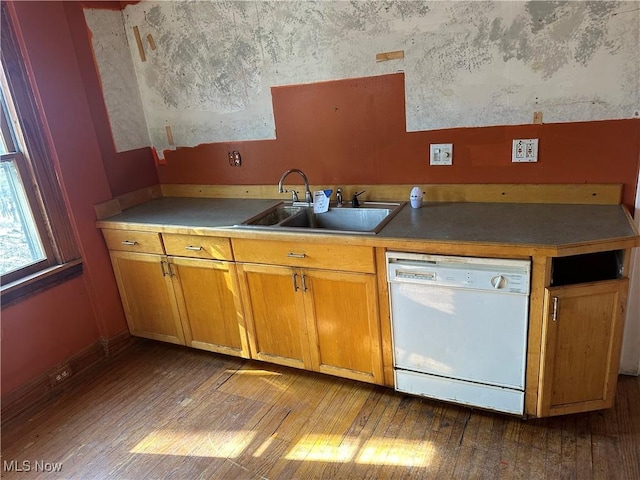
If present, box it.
[109,251,185,345]
[236,263,312,369]
[303,268,383,383]
[237,263,383,384]
[170,257,249,358]
[105,230,249,358]
[537,278,629,417]
[234,238,384,384]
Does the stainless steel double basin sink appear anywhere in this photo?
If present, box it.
[237,201,405,235]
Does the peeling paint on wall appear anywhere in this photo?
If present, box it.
[89,1,639,155]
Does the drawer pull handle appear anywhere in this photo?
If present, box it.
[287,252,306,258]
[552,296,559,322]
[185,246,203,251]
[121,240,138,246]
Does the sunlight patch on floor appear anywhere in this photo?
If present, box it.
[357,437,434,466]
[283,434,434,466]
[131,429,256,458]
[285,435,359,462]
[252,434,276,457]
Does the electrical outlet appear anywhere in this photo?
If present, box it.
[512,139,538,163]
[228,150,241,167]
[48,364,73,387]
[430,143,453,166]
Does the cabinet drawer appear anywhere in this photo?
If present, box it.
[102,229,164,254]
[232,239,375,273]
[163,233,233,260]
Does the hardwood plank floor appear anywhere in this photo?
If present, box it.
[2,340,639,479]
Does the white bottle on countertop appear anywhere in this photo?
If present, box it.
[410,186,423,208]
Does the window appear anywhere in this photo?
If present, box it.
[1,79,53,282]
[1,3,80,303]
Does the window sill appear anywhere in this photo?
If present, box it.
[1,259,83,307]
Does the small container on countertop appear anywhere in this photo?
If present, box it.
[410,186,423,208]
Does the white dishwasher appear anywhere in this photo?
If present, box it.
[386,252,531,415]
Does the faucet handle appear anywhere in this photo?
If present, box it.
[285,190,299,202]
[352,190,365,207]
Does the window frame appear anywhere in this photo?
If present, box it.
[0,2,81,304]
[0,153,53,283]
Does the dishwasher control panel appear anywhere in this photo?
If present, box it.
[387,252,530,294]
[395,270,436,282]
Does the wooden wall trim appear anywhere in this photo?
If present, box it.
[94,185,162,220]
[94,183,622,220]
[1,331,133,427]
[160,183,623,205]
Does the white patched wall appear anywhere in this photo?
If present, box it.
[85,1,639,156]
[84,8,150,152]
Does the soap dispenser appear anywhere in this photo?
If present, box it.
[410,186,423,208]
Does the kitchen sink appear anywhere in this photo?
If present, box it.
[280,206,394,232]
[237,201,405,234]
[242,204,306,226]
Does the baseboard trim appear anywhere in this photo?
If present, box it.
[101,329,134,358]
[1,331,133,427]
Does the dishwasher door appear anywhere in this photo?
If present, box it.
[389,280,529,388]
[387,253,531,414]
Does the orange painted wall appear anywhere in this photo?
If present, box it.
[66,1,159,197]
[0,1,138,396]
[160,73,640,210]
[1,277,100,394]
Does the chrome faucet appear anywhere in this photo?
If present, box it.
[336,187,343,207]
[277,169,313,204]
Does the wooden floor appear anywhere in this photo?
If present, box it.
[2,340,639,479]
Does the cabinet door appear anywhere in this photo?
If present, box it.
[109,251,185,345]
[538,279,628,417]
[170,257,250,358]
[303,269,384,384]
[236,263,312,369]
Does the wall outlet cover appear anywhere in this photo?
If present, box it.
[430,143,453,166]
[48,364,73,387]
[512,139,538,163]
[228,150,241,166]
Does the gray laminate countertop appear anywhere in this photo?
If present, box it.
[382,202,637,246]
[100,198,280,229]
[98,197,638,249]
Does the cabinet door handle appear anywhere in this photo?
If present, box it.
[167,262,176,277]
[552,296,559,322]
[301,274,308,292]
[160,260,168,276]
[121,240,138,246]
[292,273,299,291]
[185,246,203,251]
[287,252,306,258]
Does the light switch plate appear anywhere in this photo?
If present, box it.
[512,139,538,162]
[430,143,453,165]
